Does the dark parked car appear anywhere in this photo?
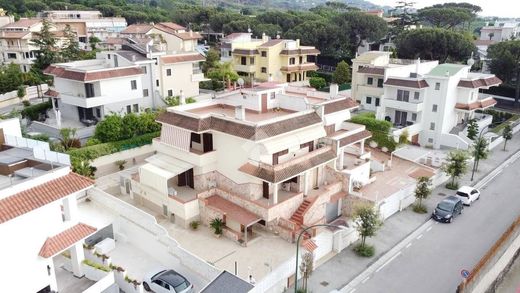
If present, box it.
[432,196,463,223]
[143,269,193,293]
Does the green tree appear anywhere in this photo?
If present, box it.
[388,1,419,36]
[299,252,314,292]
[202,48,219,74]
[31,19,59,71]
[442,150,470,189]
[332,60,350,84]
[207,62,239,88]
[89,35,101,51]
[502,124,513,151]
[335,12,388,55]
[487,40,520,105]
[414,176,432,213]
[59,128,79,150]
[395,28,476,63]
[62,24,81,62]
[466,119,479,140]
[121,113,140,140]
[94,114,123,142]
[309,77,326,89]
[417,7,473,29]
[353,203,381,256]
[0,64,23,94]
[473,136,489,172]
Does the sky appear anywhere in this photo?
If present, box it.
[368,0,520,18]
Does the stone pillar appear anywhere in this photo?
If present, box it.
[62,195,78,222]
[339,150,345,170]
[303,171,309,195]
[70,243,85,277]
[272,183,279,205]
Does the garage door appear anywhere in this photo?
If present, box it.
[325,200,339,223]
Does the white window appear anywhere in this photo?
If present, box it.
[366,96,372,104]
[166,69,172,76]
[133,104,139,113]
[414,92,420,100]
[432,104,438,112]
[435,82,440,90]
[143,89,149,97]
[126,105,131,114]
[131,80,137,90]
[411,113,417,121]
[167,89,173,97]
[430,122,435,130]
[428,138,434,143]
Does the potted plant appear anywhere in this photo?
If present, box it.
[189,221,200,230]
[115,160,127,171]
[210,218,224,237]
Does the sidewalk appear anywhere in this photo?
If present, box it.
[306,133,520,293]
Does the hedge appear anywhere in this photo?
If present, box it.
[349,113,396,151]
[21,100,52,121]
[68,131,160,175]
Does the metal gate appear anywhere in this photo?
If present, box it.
[325,200,339,223]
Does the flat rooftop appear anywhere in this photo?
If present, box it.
[187,104,295,123]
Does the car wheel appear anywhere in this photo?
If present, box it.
[143,282,151,292]
[448,217,453,223]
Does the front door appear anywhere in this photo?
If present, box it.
[263,182,269,199]
[202,133,213,153]
[394,111,408,126]
[261,93,268,113]
[325,200,340,223]
[411,134,419,145]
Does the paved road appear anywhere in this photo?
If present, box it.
[347,154,520,293]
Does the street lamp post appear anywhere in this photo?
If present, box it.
[294,224,348,293]
[470,121,502,181]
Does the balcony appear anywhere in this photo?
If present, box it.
[280,63,319,72]
[234,64,256,73]
[357,84,384,97]
[152,138,217,167]
[384,98,424,113]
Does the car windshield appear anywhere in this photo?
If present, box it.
[437,201,454,212]
[174,280,190,292]
[456,191,468,197]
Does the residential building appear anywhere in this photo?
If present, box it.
[220,32,320,83]
[479,21,520,42]
[352,51,502,149]
[0,119,96,293]
[0,8,14,27]
[43,59,145,125]
[39,10,127,49]
[0,18,43,72]
[128,82,373,245]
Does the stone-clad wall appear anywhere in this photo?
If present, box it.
[194,171,263,201]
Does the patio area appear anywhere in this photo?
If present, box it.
[54,255,95,293]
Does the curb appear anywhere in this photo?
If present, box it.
[337,148,520,293]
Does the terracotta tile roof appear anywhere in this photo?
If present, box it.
[39,223,97,258]
[409,168,435,179]
[44,89,59,97]
[161,53,205,64]
[233,49,259,55]
[157,111,322,141]
[44,65,143,82]
[2,18,41,29]
[205,195,261,226]
[280,48,321,55]
[158,22,186,31]
[457,76,502,88]
[259,39,284,47]
[0,31,31,39]
[339,130,372,148]
[357,66,385,75]
[455,98,497,111]
[104,37,127,45]
[120,24,153,34]
[384,78,429,89]
[0,173,93,224]
[302,239,318,252]
[323,98,359,115]
[174,31,203,40]
[239,148,337,183]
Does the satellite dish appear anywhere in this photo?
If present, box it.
[237,78,245,87]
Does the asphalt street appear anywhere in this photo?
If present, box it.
[347,154,520,293]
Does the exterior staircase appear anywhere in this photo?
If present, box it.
[290,199,312,226]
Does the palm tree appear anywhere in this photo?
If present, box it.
[207,62,239,89]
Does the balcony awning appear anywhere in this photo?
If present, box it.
[39,223,97,258]
[143,154,193,179]
[205,195,261,226]
[260,126,326,154]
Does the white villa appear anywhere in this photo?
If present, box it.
[352,51,502,149]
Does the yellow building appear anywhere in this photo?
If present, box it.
[221,33,320,83]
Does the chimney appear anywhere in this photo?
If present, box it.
[190,30,193,37]
[262,32,268,43]
[329,83,339,99]
[445,71,450,77]
[235,105,245,120]
[415,57,420,75]
[179,90,186,104]
[296,39,300,47]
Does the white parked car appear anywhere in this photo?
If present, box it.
[143,269,193,293]
[455,186,480,206]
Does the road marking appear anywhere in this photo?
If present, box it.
[405,243,412,249]
[375,251,402,273]
[416,234,423,240]
[361,277,370,284]
[426,226,432,232]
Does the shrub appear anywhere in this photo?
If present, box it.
[95,112,161,143]
[27,133,49,142]
[21,100,52,121]
[22,100,30,107]
[82,259,110,272]
[350,114,396,151]
[85,138,101,147]
[115,160,127,170]
[446,181,459,190]
[109,263,125,272]
[189,221,200,230]
[210,218,224,235]
[309,77,327,89]
[200,79,225,91]
[17,85,25,98]
[95,114,123,142]
[353,243,375,257]
[412,204,428,214]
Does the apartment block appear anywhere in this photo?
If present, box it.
[220,32,320,83]
[0,119,95,293]
[128,83,373,245]
[352,51,502,149]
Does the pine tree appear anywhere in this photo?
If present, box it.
[62,24,80,62]
[466,119,479,140]
[332,60,351,84]
[31,19,59,70]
